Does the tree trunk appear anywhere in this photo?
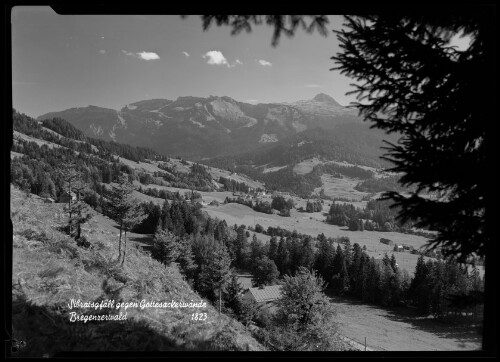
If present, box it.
[118,221,123,261]
[121,229,127,266]
[68,179,72,236]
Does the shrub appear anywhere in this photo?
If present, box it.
[76,235,91,249]
[18,229,50,243]
[255,308,273,329]
[255,224,264,233]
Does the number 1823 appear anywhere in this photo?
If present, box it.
[191,313,207,321]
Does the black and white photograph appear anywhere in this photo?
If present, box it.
[4,5,496,357]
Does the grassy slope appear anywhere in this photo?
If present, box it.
[10,186,265,356]
[314,174,369,204]
[327,295,482,351]
[14,130,65,150]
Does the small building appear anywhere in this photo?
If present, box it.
[243,285,283,308]
[57,191,76,203]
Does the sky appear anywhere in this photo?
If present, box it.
[12,8,357,118]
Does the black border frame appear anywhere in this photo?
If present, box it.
[2,1,497,359]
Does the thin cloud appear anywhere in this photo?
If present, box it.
[258,59,272,67]
[122,50,134,57]
[122,50,160,61]
[99,49,106,54]
[235,59,243,65]
[182,51,190,57]
[203,50,229,67]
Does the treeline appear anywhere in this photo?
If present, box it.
[156,162,214,191]
[326,199,434,235]
[12,116,160,201]
[354,174,409,193]
[305,200,323,213]
[41,117,87,141]
[218,176,250,193]
[13,110,167,163]
[314,163,374,180]
[136,186,202,202]
[312,237,483,318]
[11,138,121,200]
[233,165,322,199]
[223,194,295,217]
[42,116,167,162]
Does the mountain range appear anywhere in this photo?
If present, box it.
[37,93,396,168]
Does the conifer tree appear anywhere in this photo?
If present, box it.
[268,236,279,263]
[58,162,92,240]
[250,233,265,264]
[106,174,143,262]
[223,271,245,317]
[314,235,334,282]
[198,241,232,311]
[151,229,181,268]
[390,254,398,272]
[276,236,290,275]
[331,245,350,294]
[176,236,198,282]
[272,267,340,350]
[332,14,493,262]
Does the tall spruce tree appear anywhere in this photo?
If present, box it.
[332,14,493,263]
[198,241,232,311]
[331,245,350,294]
[268,236,279,263]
